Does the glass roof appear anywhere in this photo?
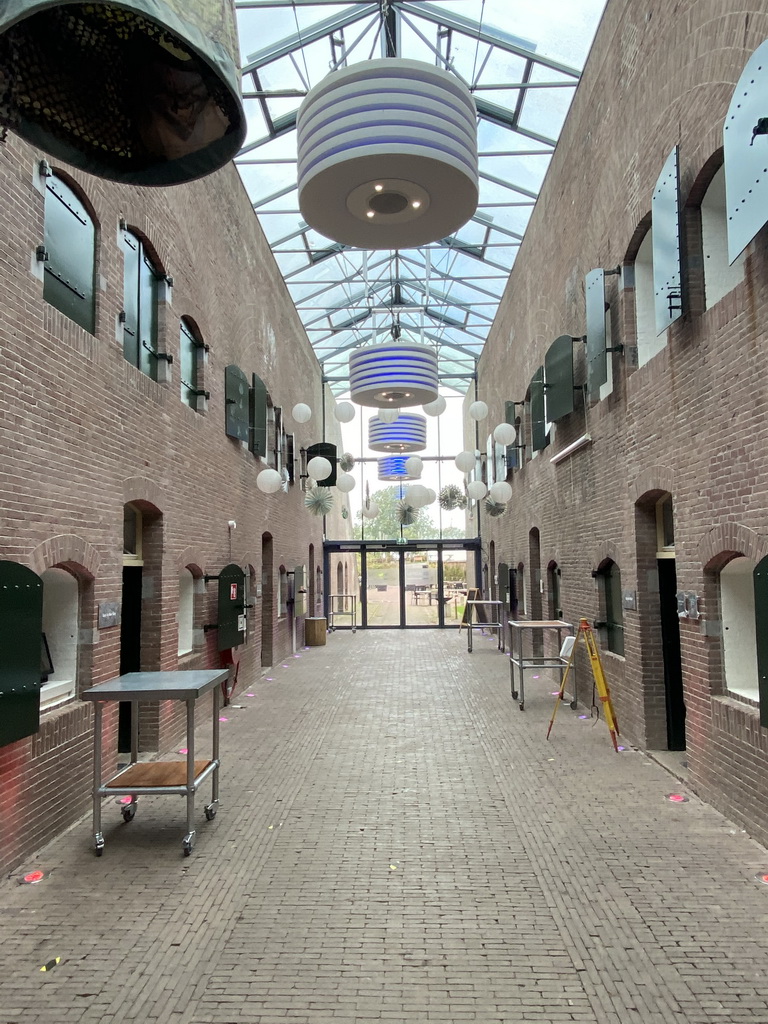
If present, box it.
[234,0,606,396]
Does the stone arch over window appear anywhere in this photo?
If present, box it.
[594,558,624,656]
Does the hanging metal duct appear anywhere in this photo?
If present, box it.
[297,58,478,248]
[368,414,427,453]
[350,343,439,408]
[0,1,246,186]
[378,456,416,481]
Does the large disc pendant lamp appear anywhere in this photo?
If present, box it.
[0,1,246,185]
[350,343,438,408]
[368,413,427,453]
[296,58,478,249]
[378,456,409,481]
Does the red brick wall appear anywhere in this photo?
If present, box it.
[477,1,768,844]
[0,131,335,873]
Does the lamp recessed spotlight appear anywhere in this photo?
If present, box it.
[366,211,375,218]
[374,184,384,192]
[412,200,421,209]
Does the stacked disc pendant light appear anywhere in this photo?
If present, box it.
[378,456,410,481]
[0,0,246,185]
[350,341,438,409]
[368,413,427,453]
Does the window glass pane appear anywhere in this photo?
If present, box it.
[122,231,140,367]
[139,253,159,380]
[180,320,198,407]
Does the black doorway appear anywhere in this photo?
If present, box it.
[658,559,686,750]
[118,565,142,752]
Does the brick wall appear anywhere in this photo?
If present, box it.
[477,0,768,845]
[0,129,337,873]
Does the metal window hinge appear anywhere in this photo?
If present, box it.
[39,159,52,178]
[36,245,49,263]
[202,623,219,632]
[118,309,127,323]
[142,340,173,363]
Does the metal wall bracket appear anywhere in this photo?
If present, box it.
[203,574,220,583]
[36,245,49,263]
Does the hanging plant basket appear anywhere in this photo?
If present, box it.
[339,452,356,472]
[396,500,417,526]
[305,487,334,516]
[439,484,467,511]
[484,498,506,518]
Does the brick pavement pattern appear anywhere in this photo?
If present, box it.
[1,630,767,1024]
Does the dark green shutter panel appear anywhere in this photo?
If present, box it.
[530,366,548,452]
[43,176,95,333]
[504,400,519,470]
[307,442,337,486]
[122,231,140,368]
[217,564,246,651]
[286,433,296,484]
[249,375,268,456]
[497,563,509,593]
[225,365,250,442]
[0,561,43,748]
[754,557,768,728]
[139,253,159,380]
[586,269,607,395]
[545,335,575,422]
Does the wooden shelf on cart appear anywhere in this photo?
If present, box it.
[105,760,211,788]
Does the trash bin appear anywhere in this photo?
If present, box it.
[304,617,327,646]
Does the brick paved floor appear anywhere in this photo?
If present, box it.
[1,629,768,1024]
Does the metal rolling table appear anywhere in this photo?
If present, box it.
[328,593,357,631]
[465,600,505,653]
[81,669,228,857]
[507,619,574,711]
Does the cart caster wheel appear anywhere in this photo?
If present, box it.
[519,702,525,711]
[183,845,192,857]
[511,690,518,701]
[570,700,578,710]
[94,833,105,856]
[204,805,217,821]
[95,847,104,856]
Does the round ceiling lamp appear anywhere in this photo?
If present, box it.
[423,395,447,417]
[256,468,283,494]
[467,480,487,500]
[378,456,409,481]
[362,501,380,519]
[307,455,332,480]
[292,403,312,424]
[334,401,356,423]
[350,343,438,408]
[489,481,512,503]
[455,450,476,473]
[405,483,429,508]
[405,456,423,478]
[296,58,478,249]
[368,413,427,453]
[336,473,356,493]
[469,401,488,421]
[493,422,517,445]
[0,1,246,186]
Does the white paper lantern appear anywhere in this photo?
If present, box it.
[378,407,400,424]
[469,400,488,421]
[489,481,513,503]
[424,488,436,505]
[423,396,447,417]
[334,402,356,423]
[256,468,283,494]
[406,483,430,508]
[405,456,423,478]
[336,473,356,493]
[363,501,380,519]
[455,450,476,473]
[493,422,517,445]
[291,403,312,424]
[467,480,487,500]
[307,456,332,480]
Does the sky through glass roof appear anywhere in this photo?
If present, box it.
[234,0,606,397]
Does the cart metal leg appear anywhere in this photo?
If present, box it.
[183,698,196,856]
[205,686,220,822]
[92,701,105,855]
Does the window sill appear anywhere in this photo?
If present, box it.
[722,690,760,709]
[41,680,76,713]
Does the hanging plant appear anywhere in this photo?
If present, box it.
[396,500,417,526]
[439,483,467,511]
[484,498,506,518]
[305,487,334,516]
[339,452,355,472]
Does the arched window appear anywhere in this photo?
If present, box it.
[720,557,758,702]
[120,227,162,379]
[42,172,96,333]
[178,568,195,656]
[41,567,79,709]
[701,164,745,309]
[547,562,562,620]
[336,562,344,597]
[595,560,624,656]
[278,566,288,618]
[180,318,207,410]
[634,226,667,367]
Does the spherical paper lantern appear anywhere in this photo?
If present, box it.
[405,484,429,508]
[467,480,487,500]
[307,456,332,480]
[489,481,513,504]
[455,450,476,473]
[292,403,312,424]
[297,58,478,249]
[0,0,246,186]
[424,488,436,505]
[405,456,423,478]
[378,407,401,424]
[362,501,380,519]
[336,473,356,493]
[469,401,488,421]
[334,402,356,423]
[493,422,517,445]
[369,414,427,453]
[423,395,447,417]
[256,468,283,494]
[350,343,438,408]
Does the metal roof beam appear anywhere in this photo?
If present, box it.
[242,4,377,72]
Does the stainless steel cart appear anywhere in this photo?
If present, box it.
[81,669,228,857]
[328,593,357,631]
[507,619,574,711]
[465,600,505,653]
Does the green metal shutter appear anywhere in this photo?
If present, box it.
[43,175,95,333]
[504,400,519,470]
[530,366,548,452]
[138,252,159,380]
[249,375,268,457]
[121,231,140,367]
[753,556,768,727]
[544,335,575,422]
[0,561,44,748]
[225,365,250,442]
[217,564,246,651]
[179,320,198,407]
